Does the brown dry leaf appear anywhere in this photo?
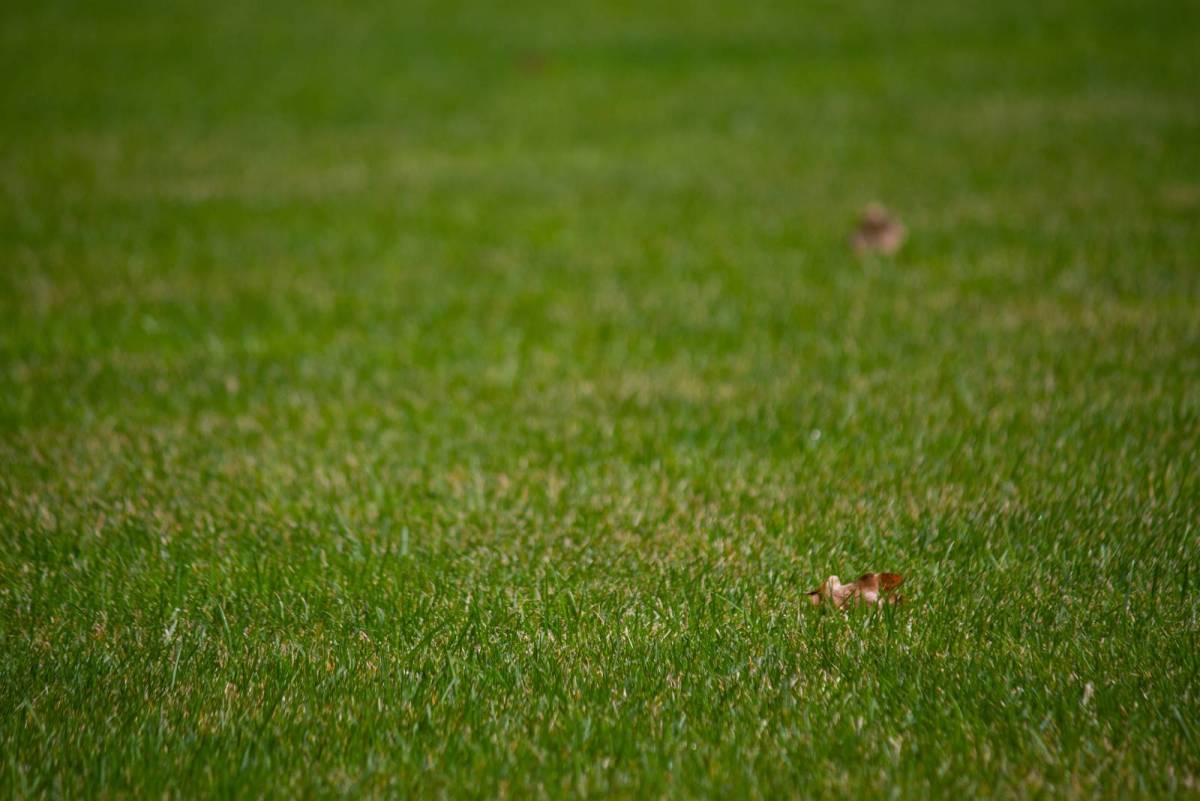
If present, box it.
[850,203,906,256]
[806,572,903,609]
[517,51,550,74]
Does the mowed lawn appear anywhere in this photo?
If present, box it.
[2,0,1199,797]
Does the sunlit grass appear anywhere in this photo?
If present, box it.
[2,0,1199,797]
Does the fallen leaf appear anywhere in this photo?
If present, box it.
[850,203,906,256]
[806,572,903,609]
[517,51,550,74]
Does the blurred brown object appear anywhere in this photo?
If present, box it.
[518,51,550,74]
[850,203,906,256]
[806,572,903,608]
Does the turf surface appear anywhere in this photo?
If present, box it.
[2,0,1199,797]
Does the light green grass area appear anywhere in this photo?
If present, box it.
[2,0,1199,797]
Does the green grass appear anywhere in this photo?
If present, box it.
[2,0,1199,797]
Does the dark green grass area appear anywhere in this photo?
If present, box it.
[2,0,1200,796]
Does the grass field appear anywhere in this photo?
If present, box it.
[2,0,1200,797]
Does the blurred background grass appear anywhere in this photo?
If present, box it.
[2,0,1199,797]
